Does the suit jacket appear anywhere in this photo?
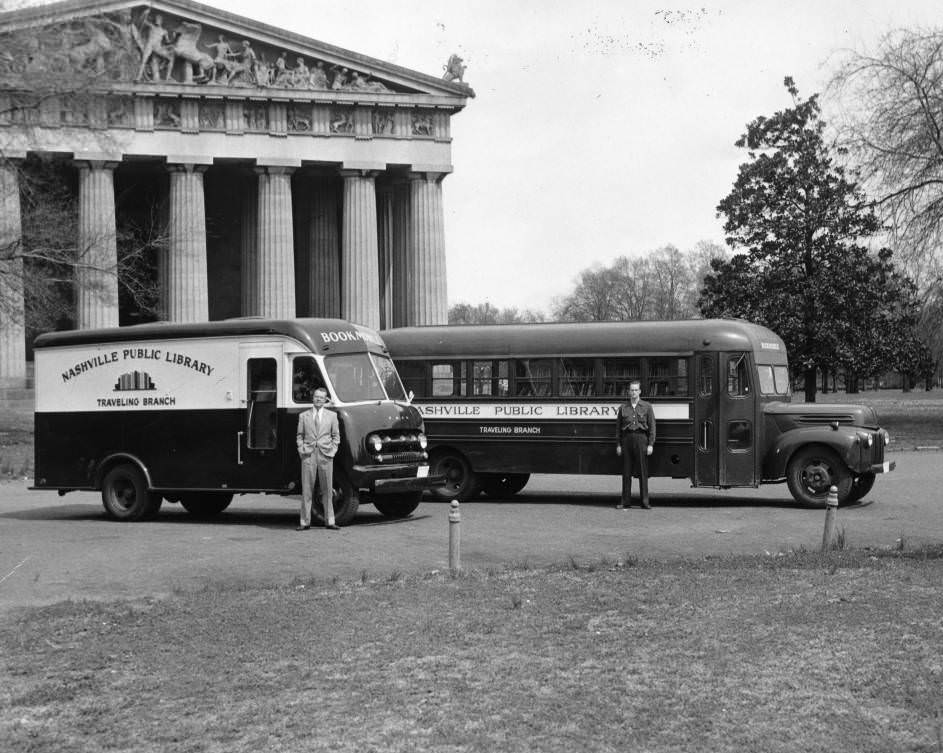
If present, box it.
[296,407,340,459]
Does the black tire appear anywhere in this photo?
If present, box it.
[373,491,422,519]
[846,472,876,504]
[429,450,479,501]
[312,466,359,526]
[478,473,530,498]
[786,446,852,508]
[179,492,234,518]
[101,463,162,521]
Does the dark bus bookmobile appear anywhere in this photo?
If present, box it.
[32,318,434,523]
[382,319,895,507]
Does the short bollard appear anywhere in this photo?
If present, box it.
[820,485,839,552]
[448,500,461,576]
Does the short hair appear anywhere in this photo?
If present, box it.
[629,380,641,390]
[313,387,328,398]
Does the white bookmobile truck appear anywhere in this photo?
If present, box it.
[31,318,437,524]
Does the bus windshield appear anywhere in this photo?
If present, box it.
[371,353,408,401]
[323,353,407,402]
[757,364,791,396]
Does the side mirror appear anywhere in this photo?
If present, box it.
[407,390,414,404]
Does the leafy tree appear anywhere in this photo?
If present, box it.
[704,77,923,401]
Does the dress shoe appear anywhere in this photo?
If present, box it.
[296,525,310,531]
[640,500,651,510]
[615,503,626,510]
[326,523,341,530]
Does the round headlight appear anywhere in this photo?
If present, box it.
[368,436,383,452]
[418,433,428,449]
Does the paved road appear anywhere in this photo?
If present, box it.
[1,450,940,609]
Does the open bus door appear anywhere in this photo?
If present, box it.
[234,343,288,489]
[694,353,718,486]
[719,352,756,486]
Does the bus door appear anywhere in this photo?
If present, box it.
[233,343,286,488]
[719,352,756,486]
[694,353,719,486]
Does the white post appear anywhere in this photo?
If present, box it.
[821,485,839,552]
[448,500,461,575]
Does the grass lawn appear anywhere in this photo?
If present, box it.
[2,550,942,753]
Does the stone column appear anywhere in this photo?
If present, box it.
[340,169,380,329]
[0,158,25,382]
[307,179,340,318]
[391,180,410,328]
[165,163,209,322]
[407,171,448,325]
[240,173,259,315]
[255,165,296,319]
[75,160,119,329]
[376,182,394,329]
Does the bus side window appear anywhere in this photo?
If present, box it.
[472,360,509,396]
[560,358,595,397]
[727,354,751,397]
[603,358,640,397]
[432,362,466,397]
[396,361,426,398]
[247,358,277,449]
[515,359,552,397]
[699,356,714,396]
[648,357,688,396]
[291,356,326,404]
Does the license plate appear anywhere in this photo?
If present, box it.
[417,465,429,478]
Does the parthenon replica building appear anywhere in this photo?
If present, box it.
[0,0,472,383]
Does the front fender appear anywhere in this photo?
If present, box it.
[763,426,863,481]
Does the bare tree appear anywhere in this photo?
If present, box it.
[830,29,943,380]
[830,29,943,284]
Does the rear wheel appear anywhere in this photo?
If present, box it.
[101,464,162,521]
[478,473,530,498]
[429,450,479,501]
[846,472,876,504]
[373,491,422,519]
[179,492,234,518]
[786,446,852,508]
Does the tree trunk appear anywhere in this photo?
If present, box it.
[902,372,913,393]
[804,367,817,402]
[820,368,829,394]
[847,372,859,394]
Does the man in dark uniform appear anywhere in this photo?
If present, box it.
[616,380,656,509]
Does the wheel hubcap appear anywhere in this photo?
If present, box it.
[802,460,832,493]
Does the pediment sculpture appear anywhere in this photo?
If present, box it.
[0,6,402,93]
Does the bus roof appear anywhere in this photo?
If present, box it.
[33,318,389,355]
[382,319,788,359]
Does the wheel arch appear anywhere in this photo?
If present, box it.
[763,428,858,481]
[95,453,154,491]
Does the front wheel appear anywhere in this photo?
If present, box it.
[429,450,479,501]
[846,472,876,504]
[101,464,162,521]
[314,466,359,526]
[786,446,852,508]
[478,473,530,498]
[373,491,422,519]
[179,492,234,518]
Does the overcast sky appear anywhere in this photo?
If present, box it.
[23,0,942,313]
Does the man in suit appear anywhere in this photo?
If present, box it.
[296,387,341,530]
[615,380,656,509]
